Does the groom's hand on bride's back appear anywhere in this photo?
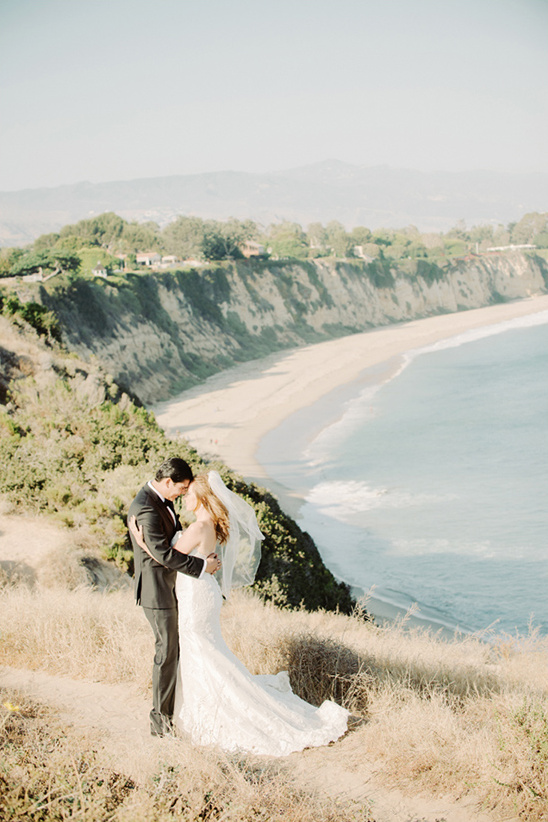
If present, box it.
[205,553,221,575]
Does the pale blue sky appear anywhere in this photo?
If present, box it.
[0,0,547,190]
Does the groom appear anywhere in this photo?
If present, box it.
[128,457,220,736]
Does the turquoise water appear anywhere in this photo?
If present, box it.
[258,312,548,636]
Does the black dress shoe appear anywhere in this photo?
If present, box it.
[150,718,174,737]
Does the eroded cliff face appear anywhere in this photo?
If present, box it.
[36,252,548,405]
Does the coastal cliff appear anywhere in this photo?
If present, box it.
[27,251,548,404]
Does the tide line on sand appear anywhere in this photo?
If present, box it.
[153,296,548,634]
[154,295,548,501]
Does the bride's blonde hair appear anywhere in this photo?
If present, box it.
[191,475,230,545]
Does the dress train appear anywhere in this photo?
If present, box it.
[173,568,348,757]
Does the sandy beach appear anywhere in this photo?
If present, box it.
[154,295,548,506]
[154,296,548,631]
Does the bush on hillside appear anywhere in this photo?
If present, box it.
[0,291,61,342]
[0,334,354,614]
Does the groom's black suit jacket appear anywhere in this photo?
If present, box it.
[128,483,203,608]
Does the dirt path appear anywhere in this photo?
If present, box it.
[0,512,74,585]
[0,511,129,590]
[1,664,511,822]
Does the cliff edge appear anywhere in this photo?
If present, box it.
[11,251,548,405]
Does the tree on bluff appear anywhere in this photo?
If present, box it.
[162,216,208,260]
[202,218,257,261]
[10,250,81,279]
[59,212,126,249]
[0,248,24,278]
[266,222,309,259]
[162,216,258,261]
[510,212,548,247]
[324,221,353,257]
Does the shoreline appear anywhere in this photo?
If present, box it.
[154,296,548,632]
[154,295,548,502]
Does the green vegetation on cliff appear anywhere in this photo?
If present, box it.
[0,311,353,614]
[13,245,544,406]
[0,291,61,343]
[2,210,548,279]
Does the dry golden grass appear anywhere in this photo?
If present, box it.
[1,691,369,822]
[0,586,151,686]
[1,583,547,821]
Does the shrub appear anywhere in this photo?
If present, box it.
[0,343,354,614]
[0,293,61,342]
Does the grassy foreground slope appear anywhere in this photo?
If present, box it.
[1,584,547,821]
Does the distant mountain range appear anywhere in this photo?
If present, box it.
[0,160,546,247]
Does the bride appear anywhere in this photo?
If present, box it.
[130,470,349,757]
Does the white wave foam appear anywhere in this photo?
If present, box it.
[404,308,548,365]
[306,480,455,520]
[390,538,496,558]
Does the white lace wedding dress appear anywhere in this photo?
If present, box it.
[173,559,349,757]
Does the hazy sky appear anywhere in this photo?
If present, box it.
[1,0,547,191]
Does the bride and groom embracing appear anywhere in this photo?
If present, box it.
[127,457,349,757]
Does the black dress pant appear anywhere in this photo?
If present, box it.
[143,607,179,735]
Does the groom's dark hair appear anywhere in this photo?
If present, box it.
[155,457,194,483]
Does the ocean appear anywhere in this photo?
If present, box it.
[257,311,548,637]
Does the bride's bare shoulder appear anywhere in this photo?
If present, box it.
[186,520,215,540]
[185,520,205,535]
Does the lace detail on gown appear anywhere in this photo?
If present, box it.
[174,564,349,756]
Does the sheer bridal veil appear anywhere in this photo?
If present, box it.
[207,471,264,598]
